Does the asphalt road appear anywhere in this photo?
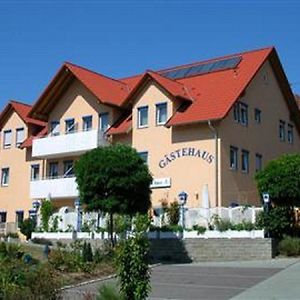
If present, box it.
[61,261,287,300]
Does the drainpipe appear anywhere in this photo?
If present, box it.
[208,120,219,208]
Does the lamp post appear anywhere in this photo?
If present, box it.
[178,191,188,229]
[74,198,82,232]
[262,192,270,238]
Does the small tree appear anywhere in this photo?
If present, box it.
[40,199,54,232]
[19,218,36,240]
[116,214,151,300]
[255,154,300,206]
[75,144,153,245]
[166,201,180,225]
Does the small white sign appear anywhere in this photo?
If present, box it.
[150,177,171,189]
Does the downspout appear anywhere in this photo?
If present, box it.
[208,120,219,208]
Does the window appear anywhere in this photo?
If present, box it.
[0,212,7,223]
[48,162,58,178]
[3,130,12,149]
[83,116,93,131]
[255,154,263,172]
[15,211,24,227]
[230,146,238,170]
[233,102,248,126]
[137,106,148,128]
[156,103,167,125]
[288,124,294,144]
[99,113,109,131]
[254,108,261,124]
[279,120,285,141]
[31,164,40,181]
[65,118,75,134]
[63,160,74,177]
[241,150,249,173]
[138,152,148,164]
[1,168,9,186]
[50,121,60,136]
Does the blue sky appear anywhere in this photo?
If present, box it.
[1,1,300,111]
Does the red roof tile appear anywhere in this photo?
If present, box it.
[106,113,132,135]
[21,126,47,148]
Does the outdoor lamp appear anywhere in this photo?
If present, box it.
[178,191,188,206]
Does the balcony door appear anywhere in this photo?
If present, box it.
[99,113,109,132]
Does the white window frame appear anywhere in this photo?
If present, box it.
[137,106,148,128]
[50,121,60,136]
[63,160,74,177]
[241,150,249,173]
[48,162,58,179]
[65,118,75,134]
[82,115,93,131]
[230,146,238,170]
[287,124,294,144]
[233,102,248,126]
[31,164,40,181]
[1,168,9,186]
[156,102,167,125]
[16,127,25,147]
[99,112,109,132]
[3,129,12,149]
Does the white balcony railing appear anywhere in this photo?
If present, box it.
[32,129,107,158]
[30,176,79,199]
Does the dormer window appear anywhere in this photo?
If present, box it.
[156,102,167,125]
[137,106,148,128]
[50,121,60,136]
[233,102,248,126]
[16,128,25,147]
[3,130,12,149]
[65,118,75,134]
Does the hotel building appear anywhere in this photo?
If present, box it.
[0,46,300,230]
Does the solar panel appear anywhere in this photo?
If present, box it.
[161,56,242,80]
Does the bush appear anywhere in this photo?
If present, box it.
[40,200,54,232]
[256,206,292,238]
[212,215,232,232]
[97,285,122,300]
[31,237,53,246]
[20,218,36,240]
[192,225,206,234]
[82,241,93,262]
[6,232,19,239]
[166,201,180,225]
[278,236,300,256]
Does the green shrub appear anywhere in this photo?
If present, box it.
[255,207,292,238]
[231,221,256,231]
[97,285,122,300]
[82,241,93,262]
[40,199,54,232]
[278,236,300,256]
[212,215,232,232]
[192,225,207,234]
[166,201,180,225]
[19,218,36,240]
[6,232,19,239]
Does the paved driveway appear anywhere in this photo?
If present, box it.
[62,259,298,300]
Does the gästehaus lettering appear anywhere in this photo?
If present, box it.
[159,148,214,168]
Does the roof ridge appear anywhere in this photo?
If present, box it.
[64,61,128,87]
[9,99,32,107]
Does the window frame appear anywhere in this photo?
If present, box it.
[287,124,294,144]
[279,120,286,142]
[30,164,40,181]
[15,210,24,227]
[241,149,250,173]
[137,106,149,128]
[229,146,238,171]
[82,115,93,131]
[50,121,60,136]
[254,108,261,124]
[48,162,59,179]
[156,102,168,125]
[65,118,75,134]
[3,129,12,149]
[0,212,7,223]
[99,112,109,132]
[16,127,25,147]
[138,151,148,164]
[233,102,248,126]
[255,153,263,172]
[63,160,74,177]
[1,168,9,186]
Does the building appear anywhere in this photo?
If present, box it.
[1,46,300,230]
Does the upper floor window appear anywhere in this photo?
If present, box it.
[16,128,25,147]
[1,168,9,186]
[287,124,294,144]
[48,162,58,178]
[279,120,285,141]
[241,150,249,173]
[137,106,148,128]
[0,212,7,223]
[3,130,12,149]
[138,151,148,164]
[233,102,248,126]
[31,164,40,181]
[83,115,93,131]
[255,153,263,172]
[99,113,109,131]
[63,160,74,177]
[230,146,238,170]
[254,108,261,124]
[65,118,75,134]
[156,103,167,125]
[50,121,60,136]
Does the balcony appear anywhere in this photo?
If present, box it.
[30,176,79,199]
[32,129,107,158]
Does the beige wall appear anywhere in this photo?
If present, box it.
[130,82,216,208]
[48,80,118,134]
[0,111,43,223]
[219,61,300,206]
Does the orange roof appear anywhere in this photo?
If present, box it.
[21,126,47,148]
[0,100,46,129]
[106,113,132,135]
